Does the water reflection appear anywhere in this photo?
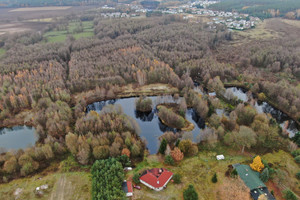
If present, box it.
[135,110,154,122]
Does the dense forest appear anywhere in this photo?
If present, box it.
[210,0,300,19]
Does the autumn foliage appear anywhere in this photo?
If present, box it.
[171,147,184,162]
[250,156,264,172]
[122,148,131,158]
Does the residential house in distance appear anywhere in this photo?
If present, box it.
[140,168,173,191]
[233,164,275,200]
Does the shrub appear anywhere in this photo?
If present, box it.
[60,155,79,172]
[292,132,300,147]
[260,168,269,182]
[231,169,238,178]
[183,184,198,200]
[296,172,300,180]
[175,140,180,147]
[173,173,181,184]
[164,155,174,166]
[212,173,218,183]
[283,189,297,200]
[291,149,300,157]
[116,155,131,168]
[294,155,300,163]
[178,139,193,156]
[133,173,140,184]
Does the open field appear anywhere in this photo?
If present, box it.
[0,23,31,35]
[0,171,91,200]
[44,21,94,43]
[27,18,54,22]
[280,19,300,28]
[233,19,279,43]
[0,6,93,22]
[9,6,72,12]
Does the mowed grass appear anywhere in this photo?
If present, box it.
[44,21,94,43]
[131,148,252,200]
[0,172,91,200]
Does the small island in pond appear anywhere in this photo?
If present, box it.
[135,97,153,113]
[157,103,194,131]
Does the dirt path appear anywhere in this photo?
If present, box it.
[50,175,66,200]
[49,174,87,200]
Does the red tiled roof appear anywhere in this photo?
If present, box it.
[127,181,133,193]
[140,168,173,188]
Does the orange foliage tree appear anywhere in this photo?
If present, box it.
[250,156,264,172]
[171,147,184,162]
[122,148,131,158]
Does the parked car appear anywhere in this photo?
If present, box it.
[134,185,141,190]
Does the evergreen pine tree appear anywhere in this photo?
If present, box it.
[260,168,269,182]
[183,184,198,200]
[158,139,167,154]
[212,173,218,183]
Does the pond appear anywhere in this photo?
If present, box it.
[86,96,206,154]
[0,126,37,152]
[226,87,299,137]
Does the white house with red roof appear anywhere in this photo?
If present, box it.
[139,168,173,191]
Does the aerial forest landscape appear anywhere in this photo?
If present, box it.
[0,0,300,199]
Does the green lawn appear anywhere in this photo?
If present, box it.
[44,21,94,43]
[0,48,6,57]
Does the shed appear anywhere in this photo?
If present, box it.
[216,155,225,160]
[122,180,133,197]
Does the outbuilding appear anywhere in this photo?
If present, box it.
[216,155,225,160]
[122,180,133,197]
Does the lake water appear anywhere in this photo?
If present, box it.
[86,97,205,154]
[0,126,37,152]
